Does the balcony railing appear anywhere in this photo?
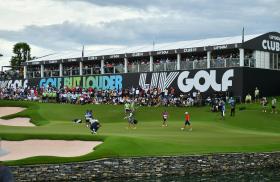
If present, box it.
[27,71,40,79]
[180,61,194,70]
[23,58,257,78]
[104,65,124,74]
[44,70,59,77]
[244,58,256,67]
[63,69,80,76]
[194,60,207,69]
[128,64,139,73]
[83,68,101,75]
[139,64,150,72]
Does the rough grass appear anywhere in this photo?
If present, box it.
[0,100,279,166]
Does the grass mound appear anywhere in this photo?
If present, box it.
[0,100,279,165]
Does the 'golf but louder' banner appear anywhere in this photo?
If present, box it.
[1,68,245,96]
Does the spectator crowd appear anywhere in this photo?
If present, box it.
[0,84,231,109]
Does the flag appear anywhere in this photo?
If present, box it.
[242,27,245,44]
[152,40,155,51]
[82,45,84,60]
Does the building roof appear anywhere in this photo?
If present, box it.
[27,33,263,64]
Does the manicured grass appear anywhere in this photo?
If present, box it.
[0,100,280,165]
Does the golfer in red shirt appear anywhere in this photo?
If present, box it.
[181,112,192,131]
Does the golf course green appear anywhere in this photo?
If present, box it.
[0,100,280,166]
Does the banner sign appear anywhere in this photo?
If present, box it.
[1,68,245,97]
[243,32,280,53]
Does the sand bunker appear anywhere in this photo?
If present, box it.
[0,107,35,127]
[0,140,103,161]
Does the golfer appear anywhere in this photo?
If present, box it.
[220,100,226,120]
[124,111,137,129]
[162,110,168,127]
[124,102,131,114]
[181,112,192,131]
[89,118,101,134]
[271,98,277,114]
[228,97,236,117]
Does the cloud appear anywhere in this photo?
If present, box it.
[0,8,279,52]
[0,0,279,67]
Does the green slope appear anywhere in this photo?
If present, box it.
[0,100,279,165]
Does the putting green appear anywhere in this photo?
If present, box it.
[0,100,280,165]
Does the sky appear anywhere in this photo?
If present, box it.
[0,0,279,68]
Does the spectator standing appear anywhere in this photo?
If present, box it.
[245,93,252,103]
[0,162,14,182]
[229,97,236,116]
[261,97,268,113]
[271,98,277,114]
[255,87,260,102]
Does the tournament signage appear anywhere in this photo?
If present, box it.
[243,32,280,53]
[262,34,280,52]
[138,69,234,93]
[0,68,240,96]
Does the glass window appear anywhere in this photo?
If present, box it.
[278,54,280,70]
[274,54,278,69]
[270,53,274,69]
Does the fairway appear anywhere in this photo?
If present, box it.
[0,100,280,165]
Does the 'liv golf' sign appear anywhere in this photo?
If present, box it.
[139,69,233,93]
[0,68,242,96]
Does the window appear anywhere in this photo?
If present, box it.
[270,53,274,69]
[274,54,278,69]
[278,54,280,70]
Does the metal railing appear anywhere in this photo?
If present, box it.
[180,61,194,70]
[194,60,207,69]
[27,71,40,79]
[139,64,150,72]
[23,58,258,78]
[128,64,139,73]
[104,65,124,74]
[244,58,256,67]
[166,62,177,71]
[63,68,80,76]
[44,70,59,77]
[114,65,124,73]
[210,58,255,68]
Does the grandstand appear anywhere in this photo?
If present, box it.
[1,32,280,98]
[22,32,280,77]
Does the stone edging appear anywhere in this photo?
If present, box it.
[10,152,280,181]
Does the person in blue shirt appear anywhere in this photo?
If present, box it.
[220,100,226,120]
[0,163,14,182]
[228,97,236,116]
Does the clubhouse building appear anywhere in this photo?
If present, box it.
[2,31,280,98]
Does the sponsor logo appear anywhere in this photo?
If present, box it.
[0,80,28,89]
[39,75,123,90]
[139,72,179,91]
[178,69,233,92]
[213,45,228,50]
[139,69,234,93]
[132,52,144,57]
[184,48,197,53]
[88,56,98,60]
[262,35,280,52]
[262,39,280,52]
[109,55,120,59]
[156,50,169,55]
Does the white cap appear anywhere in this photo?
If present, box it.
[185,112,188,114]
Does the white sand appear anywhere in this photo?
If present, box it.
[0,107,35,127]
[0,140,103,161]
